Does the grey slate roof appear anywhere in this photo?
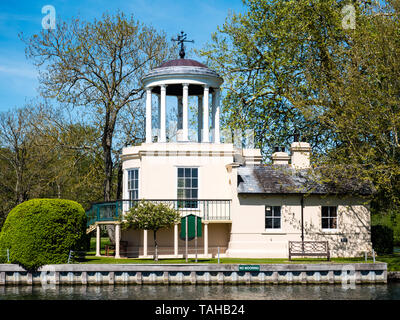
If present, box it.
[237,165,374,195]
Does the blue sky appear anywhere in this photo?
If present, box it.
[0,0,245,112]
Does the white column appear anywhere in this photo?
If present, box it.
[145,88,152,143]
[214,88,221,143]
[96,224,101,257]
[177,96,183,142]
[157,94,161,139]
[174,223,179,256]
[197,96,203,142]
[202,85,210,142]
[143,230,148,256]
[204,222,209,256]
[160,84,167,142]
[115,224,120,259]
[177,96,183,130]
[211,91,216,141]
[182,83,189,141]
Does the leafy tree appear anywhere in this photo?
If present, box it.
[121,200,180,261]
[28,102,104,208]
[0,100,106,227]
[200,0,400,213]
[0,107,35,205]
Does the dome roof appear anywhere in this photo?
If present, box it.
[142,57,223,89]
[156,58,208,69]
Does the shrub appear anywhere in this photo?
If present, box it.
[371,211,400,246]
[0,199,87,271]
[371,224,394,255]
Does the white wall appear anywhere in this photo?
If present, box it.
[226,190,372,258]
[121,143,372,259]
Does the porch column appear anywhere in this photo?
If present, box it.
[177,96,183,130]
[145,88,152,143]
[204,222,209,256]
[202,85,210,142]
[182,83,189,141]
[213,88,221,143]
[211,91,216,142]
[176,96,183,142]
[174,223,179,256]
[197,96,203,142]
[157,94,161,140]
[143,230,148,256]
[115,224,121,259]
[160,84,167,142]
[96,224,101,257]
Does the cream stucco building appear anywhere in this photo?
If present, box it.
[88,51,373,259]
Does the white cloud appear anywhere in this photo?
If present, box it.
[0,64,37,79]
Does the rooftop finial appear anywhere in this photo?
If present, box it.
[172,31,194,59]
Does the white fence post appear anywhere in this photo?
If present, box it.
[67,250,73,264]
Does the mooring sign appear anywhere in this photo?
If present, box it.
[238,265,260,272]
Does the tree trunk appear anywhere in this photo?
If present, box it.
[116,155,123,200]
[103,139,115,243]
[102,127,115,243]
[102,109,116,202]
[102,114,115,243]
[154,230,158,261]
[103,143,113,202]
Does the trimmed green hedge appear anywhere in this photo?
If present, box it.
[371,224,394,255]
[372,212,400,246]
[0,199,87,271]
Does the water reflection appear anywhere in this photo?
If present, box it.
[0,283,399,300]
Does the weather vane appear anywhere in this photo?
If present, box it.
[172,31,194,59]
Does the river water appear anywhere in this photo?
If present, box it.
[1,283,400,300]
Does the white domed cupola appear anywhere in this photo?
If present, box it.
[141,32,223,144]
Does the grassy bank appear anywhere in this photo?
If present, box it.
[373,255,400,271]
[82,237,400,269]
[78,255,370,265]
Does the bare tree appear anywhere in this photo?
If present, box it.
[21,12,175,201]
[0,108,34,204]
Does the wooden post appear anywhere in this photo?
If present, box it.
[95,224,101,257]
[301,196,304,254]
[204,222,209,256]
[115,224,121,259]
[185,216,188,263]
[143,230,148,257]
[195,215,198,263]
[174,223,179,257]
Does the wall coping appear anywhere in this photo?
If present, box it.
[0,263,387,273]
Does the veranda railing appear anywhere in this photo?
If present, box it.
[85,199,231,227]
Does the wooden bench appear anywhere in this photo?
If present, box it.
[105,241,128,257]
[288,241,330,261]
